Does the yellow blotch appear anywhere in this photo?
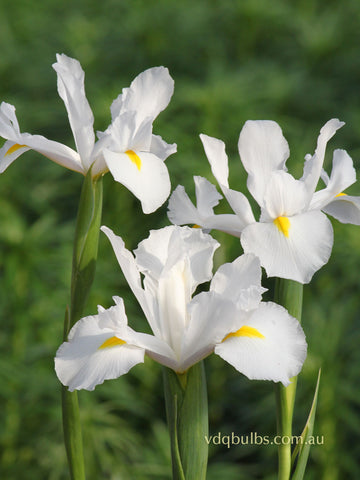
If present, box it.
[98,336,126,350]
[274,216,290,238]
[6,143,26,156]
[192,224,201,228]
[222,325,265,342]
[125,150,142,171]
[335,192,347,197]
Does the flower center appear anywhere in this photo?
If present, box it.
[98,336,126,350]
[125,150,142,170]
[222,325,265,342]
[274,216,290,237]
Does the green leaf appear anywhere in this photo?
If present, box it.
[291,369,321,480]
[162,362,208,480]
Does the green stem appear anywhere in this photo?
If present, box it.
[274,278,303,480]
[62,170,103,480]
[162,362,208,480]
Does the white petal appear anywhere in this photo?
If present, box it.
[167,180,246,237]
[55,303,145,391]
[322,195,360,225]
[262,170,308,220]
[180,291,240,372]
[200,134,229,188]
[101,226,159,335]
[168,184,204,226]
[210,254,265,310]
[241,210,334,283]
[53,54,95,169]
[150,134,177,161]
[116,67,174,125]
[310,149,356,210]
[0,102,84,174]
[104,149,171,213]
[195,176,223,217]
[301,119,344,198]
[0,102,21,138]
[220,185,256,227]
[0,141,30,173]
[238,120,290,206]
[134,225,219,292]
[215,302,307,386]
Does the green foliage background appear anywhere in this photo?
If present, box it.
[1,0,360,478]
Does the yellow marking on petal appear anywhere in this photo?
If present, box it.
[222,325,265,342]
[274,216,290,238]
[98,336,126,350]
[192,224,201,228]
[5,143,26,156]
[335,192,347,197]
[125,150,142,170]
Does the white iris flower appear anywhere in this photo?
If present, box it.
[55,225,307,391]
[0,54,176,213]
[168,119,359,283]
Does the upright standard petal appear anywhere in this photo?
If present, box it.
[241,210,334,283]
[55,299,145,391]
[53,53,95,169]
[238,120,290,206]
[215,302,307,386]
[111,67,174,127]
[301,118,344,199]
[200,134,230,188]
[134,225,219,293]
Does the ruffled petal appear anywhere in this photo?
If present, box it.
[241,210,334,283]
[210,254,265,310]
[215,302,307,386]
[53,54,95,169]
[104,149,171,213]
[238,120,290,206]
[134,225,219,293]
[55,301,145,391]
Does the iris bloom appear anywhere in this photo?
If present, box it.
[0,54,176,213]
[55,225,307,391]
[168,120,360,283]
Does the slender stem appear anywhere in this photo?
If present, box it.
[162,362,208,480]
[274,278,303,480]
[62,170,103,480]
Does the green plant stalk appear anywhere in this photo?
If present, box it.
[274,278,303,480]
[162,362,208,480]
[62,169,103,480]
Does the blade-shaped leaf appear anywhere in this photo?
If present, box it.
[291,368,321,480]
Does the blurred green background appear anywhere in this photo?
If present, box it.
[1,0,360,478]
